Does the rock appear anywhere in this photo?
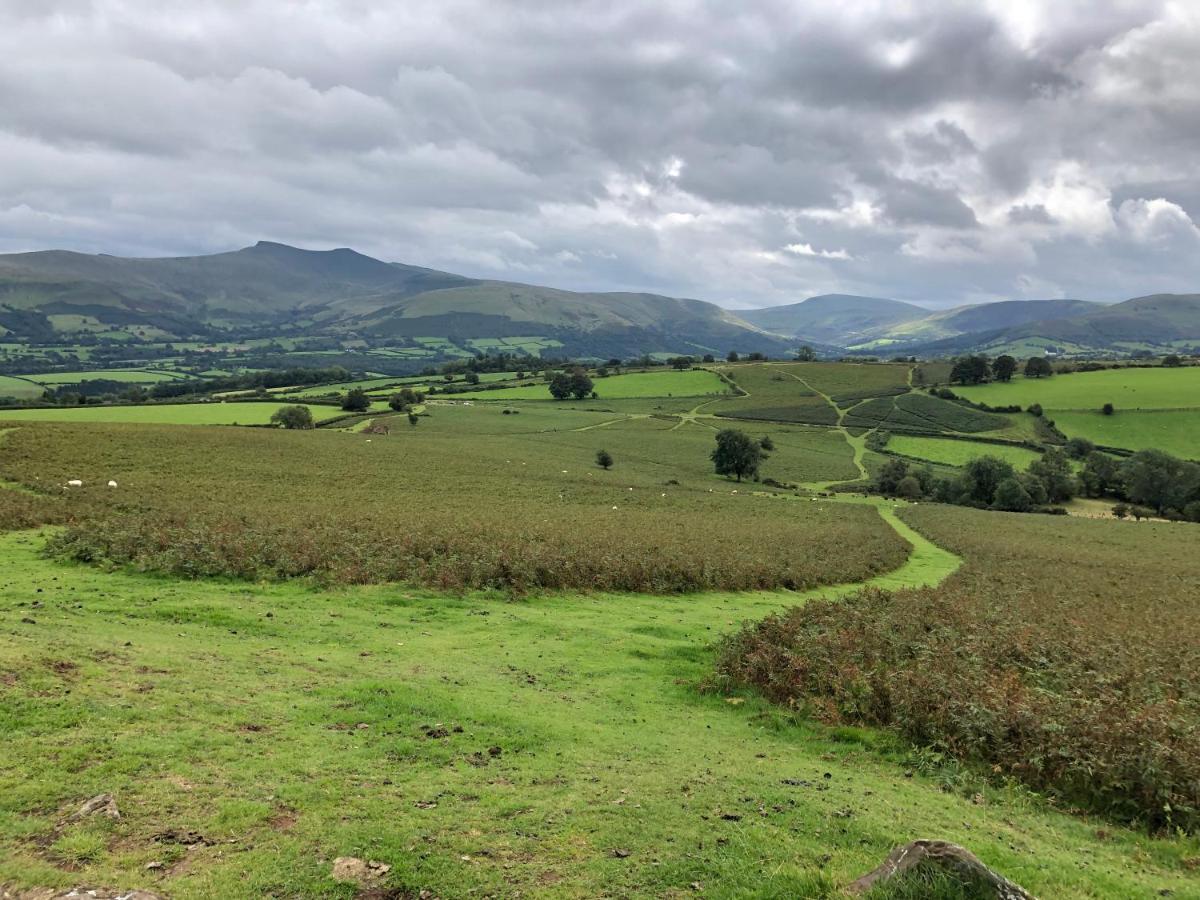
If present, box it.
[331,857,392,886]
[846,839,1035,899]
[145,861,164,871]
[68,793,120,822]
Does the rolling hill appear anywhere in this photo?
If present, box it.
[738,294,926,344]
[0,242,788,357]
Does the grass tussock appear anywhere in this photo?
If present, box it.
[715,505,1200,832]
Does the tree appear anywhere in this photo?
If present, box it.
[1080,451,1121,497]
[407,411,419,426]
[342,387,371,412]
[795,345,816,362]
[1120,449,1200,514]
[992,355,1017,382]
[726,351,740,363]
[993,477,1033,512]
[270,405,315,430]
[702,354,715,363]
[895,475,923,500]
[1024,357,1053,379]
[875,458,912,495]
[388,393,408,412]
[950,355,991,385]
[759,435,775,452]
[670,356,693,370]
[464,372,480,384]
[596,449,613,470]
[1064,436,1095,459]
[1101,402,1115,415]
[548,373,572,400]
[711,429,763,482]
[1028,447,1077,503]
[958,456,1016,505]
[568,368,593,400]
[1163,354,1183,367]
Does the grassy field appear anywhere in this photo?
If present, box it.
[18,368,194,386]
[456,370,730,401]
[1052,409,1200,459]
[0,402,340,426]
[954,367,1200,410]
[0,375,45,400]
[1,519,1194,898]
[2,360,1199,897]
[885,435,1042,470]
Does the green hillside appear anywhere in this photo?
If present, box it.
[0,243,785,359]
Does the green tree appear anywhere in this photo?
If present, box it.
[958,456,1016,505]
[1101,402,1115,415]
[596,449,613,470]
[993,477,1033,511]
[407,411,419,426]
[759,435,775,452]
[726,351,740,363]
[1081,451,1121,497]
[568,368,594,400]
[874,457,911,495]
[895,474,923,500]
[795,345,816,362]
[341,387,371,412]
[1028,447,1077,503]
[1163,354,1183,367]
[270,405,315,430]
[464,371,480,384]
[711,429,762,482]
[1024,357,1053,378]
[992,354,1017,382]
[548,373,572,400]
[950,355,991,385]
[670,356,693,370]
[1120,449,1200,514]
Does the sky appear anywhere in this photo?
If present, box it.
[1,1,1199,309]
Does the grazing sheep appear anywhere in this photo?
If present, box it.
[107,480,118,488]
[66,479,83,487]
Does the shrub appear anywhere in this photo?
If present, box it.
[341,388,371,412]
[596,449,613,470]
[715,506,1200,832]
[1102,402,1115,415]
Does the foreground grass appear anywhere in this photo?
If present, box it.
[1,529,1194,898]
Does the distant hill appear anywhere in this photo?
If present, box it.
[0,241,789,358]
[895,294,1200,356]
[739,294,927,345]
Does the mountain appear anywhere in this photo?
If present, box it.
[0,241,787,357]
[895,294,1200,356]
[739,294,927,344]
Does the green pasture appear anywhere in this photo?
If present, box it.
[1053,409,1200,459]
[454,369,730,401]
[954,367,1200,410]
[18,369,193,386]
[0,402,339,427]
[885,435,1042,470]
[0,376,45,400]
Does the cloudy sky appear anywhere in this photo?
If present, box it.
[1,1,1198,308]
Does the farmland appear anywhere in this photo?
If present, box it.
[454,369,730,401]
[884,434,1042,470]
[1051,409,1200,459]
[0,402,341,426]
[2,359,1200,897]
[954,366,1200,410]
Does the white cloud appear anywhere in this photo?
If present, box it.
[784,242,853,260]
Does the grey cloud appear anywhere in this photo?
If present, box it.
[0,1,1196,307]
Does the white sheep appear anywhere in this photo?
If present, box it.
[66,479,83,487]
[107,480,118,488]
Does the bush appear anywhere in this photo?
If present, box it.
[715,505,1200,832]
[270,405,314,430]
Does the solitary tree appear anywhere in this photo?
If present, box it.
[1163,354,1183,367]
[1101,402,1115,416]
[992,354,1018,382]
[795,345,816,362]
[711,429,763,482]
[548,373,573,400]
[342,387,371,412]
[726,351,740,363]
[1025,357,1053,379]
[759,435,775,452]
[596,449,613,470]
[670,356,694,370]
[270,405,315,430]
[465,371,481,384]
[407,411,419,426]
